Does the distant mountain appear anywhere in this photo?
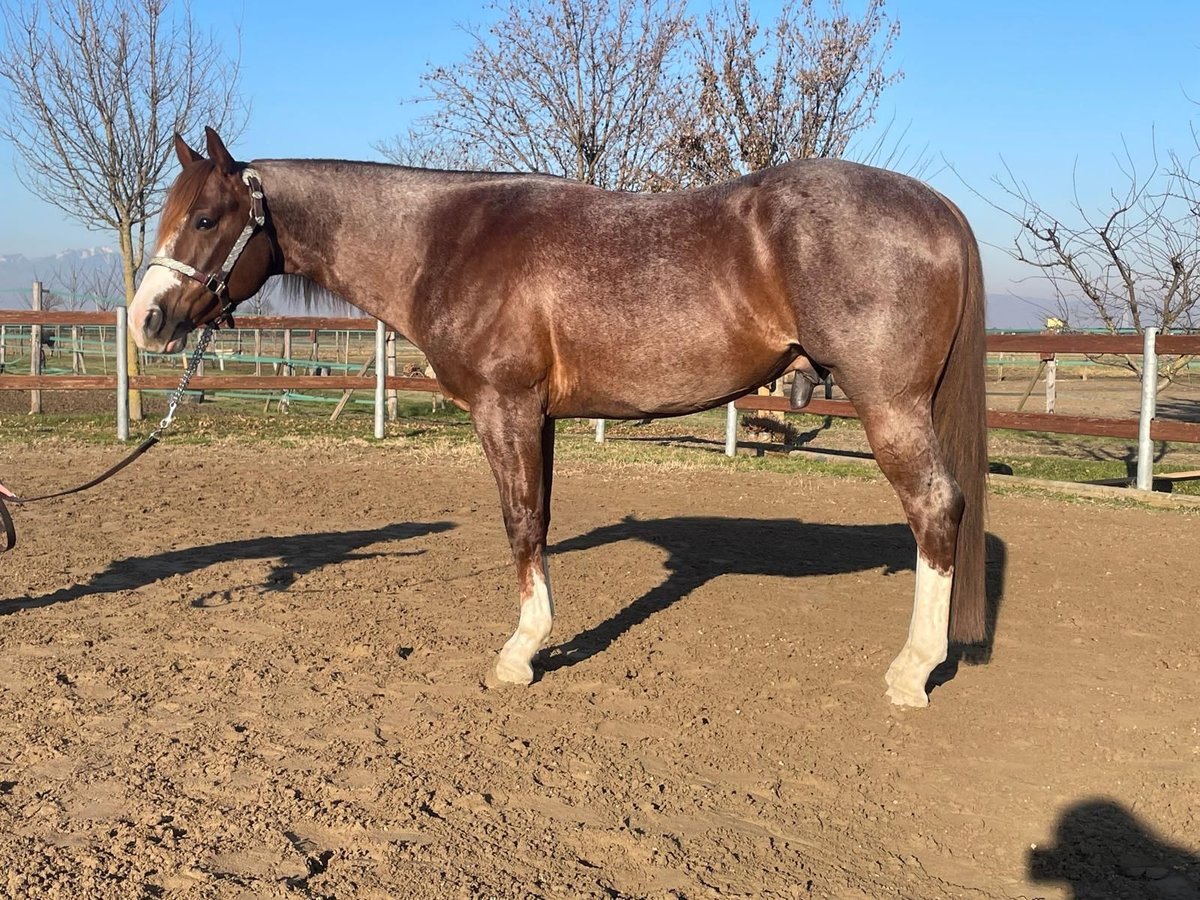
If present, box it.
[0,246,122,307]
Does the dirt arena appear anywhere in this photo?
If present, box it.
[0,440,1197,899]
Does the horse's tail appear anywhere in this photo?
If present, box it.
[934,203,988,644]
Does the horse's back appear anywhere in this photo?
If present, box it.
[416,160,973,418]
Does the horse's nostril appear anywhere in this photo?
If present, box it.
[145,306,164,337]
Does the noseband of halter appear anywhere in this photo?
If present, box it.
[148,167,266,327]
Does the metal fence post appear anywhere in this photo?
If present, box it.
[116,307,129,441]
[725,401,737,457]
[374,319,386,439]
[1135,327,1158,490]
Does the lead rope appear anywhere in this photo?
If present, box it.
[0,323,217,552]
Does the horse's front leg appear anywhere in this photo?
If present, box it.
[472,390,556,684]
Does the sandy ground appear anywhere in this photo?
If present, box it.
[0,441,1197,899]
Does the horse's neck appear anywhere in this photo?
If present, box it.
[257,160,438,337]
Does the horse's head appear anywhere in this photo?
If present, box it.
[131,127,277,352]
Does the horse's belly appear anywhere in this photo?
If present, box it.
[548,347,797,419]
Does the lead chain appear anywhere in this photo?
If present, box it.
[152,324,216,438]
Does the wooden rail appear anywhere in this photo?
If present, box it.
[733,396,1200,443]
[0,310,117,326]
[0,375,442,392]
[0,311,376,330]
[2,307,1197,446]
[2,309,1197,352]
[987,333,1200,355]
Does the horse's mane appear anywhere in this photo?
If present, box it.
[162,160,358,316]
[257,273,356,315]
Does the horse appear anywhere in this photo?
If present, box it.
[130,128,988,708]
[401,360,445,412]
[422,362,445,413]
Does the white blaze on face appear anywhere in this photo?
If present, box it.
[129,223,185,351]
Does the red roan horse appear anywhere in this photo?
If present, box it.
[131,129,987,707]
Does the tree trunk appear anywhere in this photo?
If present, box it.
[118,226,144,420]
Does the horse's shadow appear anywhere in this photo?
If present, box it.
[543,516,1007,680]
[1,521,455,615]
[1030,799,1200,899]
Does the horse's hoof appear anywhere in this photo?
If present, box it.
[494,654,534,685]
[885,683,930,708]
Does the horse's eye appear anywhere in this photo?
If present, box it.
[194,215,216,230]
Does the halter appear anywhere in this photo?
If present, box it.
[148,167,266,327]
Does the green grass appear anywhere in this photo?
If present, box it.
[0,400,879,482]
[0,393,472,447]
[992,453,1200,496]
[3,397,1197,499]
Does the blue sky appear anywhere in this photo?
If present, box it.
[2,0,1198,324]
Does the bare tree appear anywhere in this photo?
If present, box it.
[83,253,127,313]
[375,124,490,171]
[670,0,901,186]
[402,0,692,190]
[47,259,92,312]
[993,145,1199,385]
[45,251,123,309]
[0,0,246,417]
[77,252,126,372]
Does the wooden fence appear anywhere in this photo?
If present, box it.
[2,308,1198,451]
[0,310,441,396]
[735,331,1200,445]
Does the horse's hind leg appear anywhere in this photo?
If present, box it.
[472,390,555,684]
[857,402,964,707]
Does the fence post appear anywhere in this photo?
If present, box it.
[374,319,386,439]
[594,419,605,443]
[29,281,43,414]
[1135,327,1159,491]
[1045,356,1056,414]
[116,307,129,441]
[725,401,738,457]
[282,329,293,376]
[386,330,398,421]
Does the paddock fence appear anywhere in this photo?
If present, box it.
[1,306,1198,491]
[0,309,440,440]
[729,329,1200,492]
[734,332,1200,443]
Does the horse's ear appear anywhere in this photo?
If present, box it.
[174,133,203,167]
[205,126,237,175]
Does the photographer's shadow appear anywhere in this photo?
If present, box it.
[1031,799,1200,899]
